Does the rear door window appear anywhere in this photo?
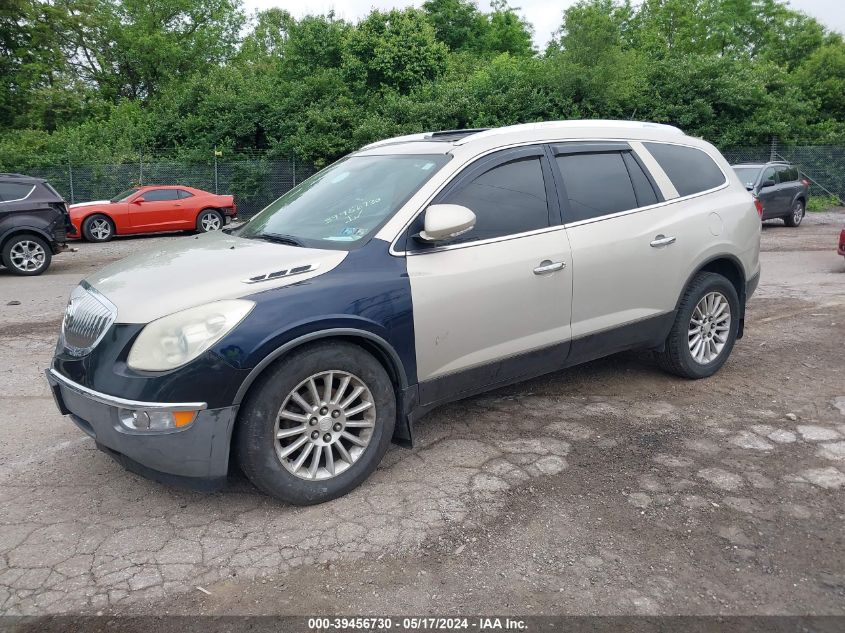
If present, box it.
[643,143,726,196]
[141,189,180,201]
[178,189,194,199]
[0,183,34,202]
[555,152,638,222]
[776,166,796,183]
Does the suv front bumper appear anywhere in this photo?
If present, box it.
[46,368,236,491]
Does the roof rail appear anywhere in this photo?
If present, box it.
[453,120,684,145]
[0,172,31,179]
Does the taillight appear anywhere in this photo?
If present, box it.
[753,197,763,218]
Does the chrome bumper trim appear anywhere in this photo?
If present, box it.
[46,368,207,412]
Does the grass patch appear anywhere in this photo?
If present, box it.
[807,194,842,212]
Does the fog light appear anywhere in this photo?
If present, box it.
[118,409,197,431]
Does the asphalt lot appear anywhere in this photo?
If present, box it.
[0,213,844,616]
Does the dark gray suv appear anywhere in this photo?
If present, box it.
[0,173,72,275]
[731,162,810,227]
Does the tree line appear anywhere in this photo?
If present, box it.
[2,0,844,170]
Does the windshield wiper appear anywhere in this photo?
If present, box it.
[254,232,305,247]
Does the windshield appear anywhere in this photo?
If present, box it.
[732,167,761,189]
[237,154,450,249]
[111,188,139,203]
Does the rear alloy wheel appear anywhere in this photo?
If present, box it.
[82,214,114,242]
[197,209,223,233]
[236,342,395,505]
[657,272,740,379]
[2,234,52,276]
[783,199,804,227]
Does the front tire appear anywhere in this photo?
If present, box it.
[783,199,804,227]
[657,272,740,379]
[82,214,115,242]
[236,342,396,505]
[196,209,223,233]
[1,234,52,276]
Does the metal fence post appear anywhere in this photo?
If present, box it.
[769,136,778,162]
[139,148,143,185]
[68,160,75,204]
[214,150,219,194]
[292,154,296,187]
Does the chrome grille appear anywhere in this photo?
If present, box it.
[61,284,117,356]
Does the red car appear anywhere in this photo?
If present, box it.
[838,227,845,258]
[69,185,237,242]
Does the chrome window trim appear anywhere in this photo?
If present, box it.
[404,224,569,256]
[387,136,730,256]
[562,180,731,229]
[47,368,208,412]
[0,184,36,204]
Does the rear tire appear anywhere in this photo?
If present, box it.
[783,199,804,227]
[1,234,52,276]
[82,214,115,242]
[196,209,223,233]
[236,342,396,505]
[657,272,740,379]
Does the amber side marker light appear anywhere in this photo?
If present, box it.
[172,410,198,428]
[118,409,199,431]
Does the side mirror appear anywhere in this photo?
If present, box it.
[417,204,476,243]
[132,198,144,204]
[760,179,775,189]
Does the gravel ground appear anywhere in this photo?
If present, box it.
[0,212,843,616]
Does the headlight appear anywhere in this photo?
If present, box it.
[127,300,254,371]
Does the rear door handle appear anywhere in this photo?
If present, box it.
[533,260,565,275]
[650,235,676,248]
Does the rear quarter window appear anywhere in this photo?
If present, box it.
[643,143,726,197]
[0,183,35,202]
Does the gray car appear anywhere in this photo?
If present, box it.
[731,161,810,227]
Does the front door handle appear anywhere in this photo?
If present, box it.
[650,234,676,248]
[533,260,565,275]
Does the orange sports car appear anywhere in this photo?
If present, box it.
[68,185,237,242]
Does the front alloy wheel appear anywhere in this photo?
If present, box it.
[236,341,395,504]
[275,371,376,480]
[83,214,114,242]
[784,200,804,227]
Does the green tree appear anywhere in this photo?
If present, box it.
[62,0,244,101]
[422,0,487,51]
[342,9,448,93]
[483,1,534,57]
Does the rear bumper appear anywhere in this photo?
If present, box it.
[46,368,236,491]
[746,269,760,300]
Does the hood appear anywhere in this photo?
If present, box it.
[69,200,111,209]
[85,230,347,323]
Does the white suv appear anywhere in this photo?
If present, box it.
[48,120,761,504]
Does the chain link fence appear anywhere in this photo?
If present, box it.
[15,143,845,219]
[25,152,318,219]
[721,145,845,203]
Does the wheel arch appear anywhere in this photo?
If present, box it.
[81,212,115,234]
[0,226,54,250]
[678,255,747,338]
[231,328,413,446]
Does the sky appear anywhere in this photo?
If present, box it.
[241,0,845,50]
